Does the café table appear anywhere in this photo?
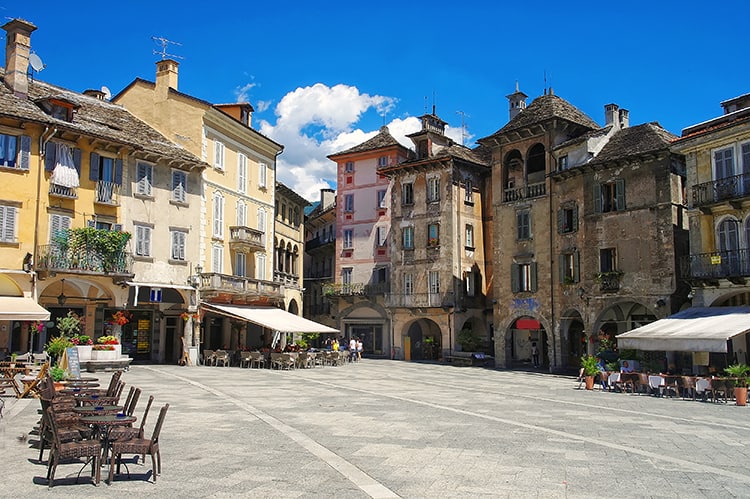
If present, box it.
[59,387,101,395]
[80,413,137,462]
[74,405,123,416]
[648,375,666,396]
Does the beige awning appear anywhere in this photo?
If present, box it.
[0,296,51,321]
[200,303,338,334]
[616,306,750,353]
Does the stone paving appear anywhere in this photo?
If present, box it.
[3,359,750,498]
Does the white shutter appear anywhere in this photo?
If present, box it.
[172,231,186,260]
[0,206,16,242]
[137,162,152,195]
[214,140,224,170]
[172,171,187,203]
[237,154,247,193]
[256,253,266,279]
[212,244,223,273]
[213,193,224,238]
[258,162,267,188]
[236,200,246,226]
[258,208,266,233]
[49,214,71,241]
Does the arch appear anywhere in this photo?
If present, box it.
[559,308,585,370]
[505,315,549,369]
[287,298,299,315]
[401,318,441,361]
[712,291,750,307]
[503,149,523,190]
[0,274,24,296]
[526,143,546,185]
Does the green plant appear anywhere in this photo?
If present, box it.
[580,354,600,376]
[45,335,73,358]
[56,311,82,336]
[70,334,92,345]
[10,352,17,363]
[594,270,623,282]
[725,363,750,387]
[97,335,119,345]
[457,328,481,352]
[50,365,67,382]
[605,360,620,372]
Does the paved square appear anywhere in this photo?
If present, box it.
[3,360,750,497]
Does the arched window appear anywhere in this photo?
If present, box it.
[527,143,546,184]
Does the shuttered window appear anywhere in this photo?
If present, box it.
[214,140,225,170]
[236,200,247,227]
[49,214,71,242]
[0,205,17,242]
[237,153,247,193]
[559,251,580,284]
[0,133,30,169]
[594,179,625,213]
[511,262,537,292]
[135,225,152,257]
[212,243,223,273]
[171,230,186,261]
[172,170,187,203]
[136,162,153,196]
[212,192,224,238]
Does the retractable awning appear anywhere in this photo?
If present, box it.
[0,296,51,321]
[200,302,338,334]
[616,307,750,353]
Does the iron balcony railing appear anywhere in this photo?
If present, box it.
[49,184,77,199]
[36,244,132,275]
[680,249,750,280]
[596,272,622,293]
[322,281,390,297]
[386,292,455,308]
[503,181,546,202]
[305,235,336,252]
[95,180,120,205]
[692,173,750,208]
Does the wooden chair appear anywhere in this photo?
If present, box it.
[45,406,101,488]
[110,394,153,442]
[18,362,49,399]
[109,404,169,484]
[681,376,697,400]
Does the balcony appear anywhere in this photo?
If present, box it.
[198,272,284,302]
[305,235,335,252]
[95,180,120,206]
[680,249,750,282]
[229,226,265,253]
[273,271,300,287]
[49,183,77,199]
[503,181,546,202]
[692,173,750,208]
[36,243,133,277]
[595,271,622,293]
[322,282,390,297]
[386,292,455,308]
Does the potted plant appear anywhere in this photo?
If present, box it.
[45,335,73,365]
[56,311,83,337]
[724,363,750,406]
[92,335,121,360]
[49,365,67,390]
[71,334,94,362]
[580,354,600,390]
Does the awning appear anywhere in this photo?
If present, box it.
[200,302,338,334]
[0,296,51,321]
[616,306,750,353]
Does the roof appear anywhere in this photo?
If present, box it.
[384,143,490,173]
[328,126,404,158]
[586,122,676,165]
[0,70,206,167]
[276,181,311,207]
[479,93,599,142]
[616,307,750,353]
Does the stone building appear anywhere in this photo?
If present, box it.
[303,189,337,332]
[273,181,309,319]
[479,88,688,371]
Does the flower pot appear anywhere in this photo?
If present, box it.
[735,387,747,406]
[76,345,93,362]
[53,382,64,391]
[585,376,595,390]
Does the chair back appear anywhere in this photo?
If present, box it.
[105,370,123,396]
[121,386,136,413]
[138,395,155,435]
[696,378,710,393]
[150,404,170,445]
[126,387,142,416]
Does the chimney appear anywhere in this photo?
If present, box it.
[3,18,37,99]
[83,89,106,100]
[618,108,629,128]
[320,188,335,210]
[155,59,179,101]
[604,103,619,127]
[506,82,528,121]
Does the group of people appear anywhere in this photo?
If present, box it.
[324,337,363,361]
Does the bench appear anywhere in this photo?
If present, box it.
[445,351,493,367]
[80,358,132,372]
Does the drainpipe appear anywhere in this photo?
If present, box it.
[34,127,57,299]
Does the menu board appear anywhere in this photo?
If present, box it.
[65,347,81,378]
[137,319,151,353]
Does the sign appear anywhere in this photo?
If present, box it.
[710,255,722,265]
[150,287,163,302]
[65,347,81,378]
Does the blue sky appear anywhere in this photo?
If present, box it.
[8,1,748,200]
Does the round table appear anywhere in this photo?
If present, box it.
[59,387,101,395]
[80,414,137,461]
[62,377,99,384]
[73,405,123,416]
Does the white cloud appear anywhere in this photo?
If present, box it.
[234,82,257,103]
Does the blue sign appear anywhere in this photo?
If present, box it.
[150,288,162,303]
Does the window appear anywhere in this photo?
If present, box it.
[342,268,353,292]
[378,156,388,167]
[464,269,477,297]
[377,190,387,209]
[427,223,440,247]
[212,192,224,238]
[343,229,353,249]
[402,226,414,249]
[135,162,153,196]
[172,170,187,203]
[237,153,247,193]
[517,209,531,240]
[281,203,287,221]
[402,182,414,205]
[465,224,474,249]
[594,179,625,213]
[49,213,71,242]
[171,230,186,261]
[377,226,387,247]
[404,273,414,295]
[599,248,617,273]
[558,155,568,170]
[258,162,267,188]
[464,178,473,203]
[428,271,440,295]
[511,262,537,292]
[214,140,225,170]
[559,251,580,284]
[427,176,440,202]
[89,153,122,184]
[0,133,30,169]
[0,205,17,242]
[212,243,223,273]
[235,252,246,277]
[257,208,267,234]
[135,225,152,257]
[344,194,354,212]
[236,200,247,227]
[557,205,578,234]
[714,147,734,179]
[345,161,354,173]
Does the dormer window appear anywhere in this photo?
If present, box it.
[36,97,78,122]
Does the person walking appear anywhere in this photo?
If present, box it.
[356,338,363,360]
[531,342,539,368]
[349,337,357,362]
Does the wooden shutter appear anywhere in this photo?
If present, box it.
[593,183,602,213]
[0,206,16,241]
[573,251,580,283]
[114,159,123,185]
[572,204,579,231]
[113,224,123,232]
[530,262,538,292]
[45,142,56,171]
[615,179,625,211]
[89,153,99,181]
[558,256,565,283]
[18,135,31,170]
[511,263,519,293]
[557,208,564,234]
[73,148,82,174]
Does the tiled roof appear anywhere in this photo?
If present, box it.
[0,70,207,167]
[388,143,490,171]
[587,122,676,165]
[553,126,612,151]
[328,126,403,157]
[479,94,599,141]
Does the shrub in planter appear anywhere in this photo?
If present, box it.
[725,363,750,406]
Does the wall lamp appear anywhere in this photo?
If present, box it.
[656,298,666,307]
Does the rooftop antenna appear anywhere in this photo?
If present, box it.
[456,110,470,146]
[101,86,111,100]
[424,95,428,114]
[543,70,547,95]
[152,36,184,60]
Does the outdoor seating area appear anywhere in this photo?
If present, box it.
[201,348,359,369]
[24,369,169,488]
[580,371,745,404]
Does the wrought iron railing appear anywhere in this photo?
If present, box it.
[596,272,622,292]
[306,235,335,251]
[680,249,750,280]
[49,184,77,199]
[692,173,750,207]
[95,180,120,205]
[36,244,132,275]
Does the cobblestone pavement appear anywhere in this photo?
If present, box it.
[3,360,750,498]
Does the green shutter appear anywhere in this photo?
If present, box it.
[615,179,625,211]
[558,256,565,283]
[593,183,602,213]
[511,263,519,293]
[573,251,580,283]
[530,262,538,292]
[572,204,579,231]
[557,208,564,234]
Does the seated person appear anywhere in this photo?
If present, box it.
[620,360,634,373]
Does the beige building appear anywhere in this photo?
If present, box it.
[274,181,309,320]
[303,189,337,332]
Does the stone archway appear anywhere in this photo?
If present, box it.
[560,308,585,370]
[505,315,548,369]
[404,318,441,361]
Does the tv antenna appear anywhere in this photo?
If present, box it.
[28,51,45,81]
[152,36,184,60]
[456,110,470,146]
